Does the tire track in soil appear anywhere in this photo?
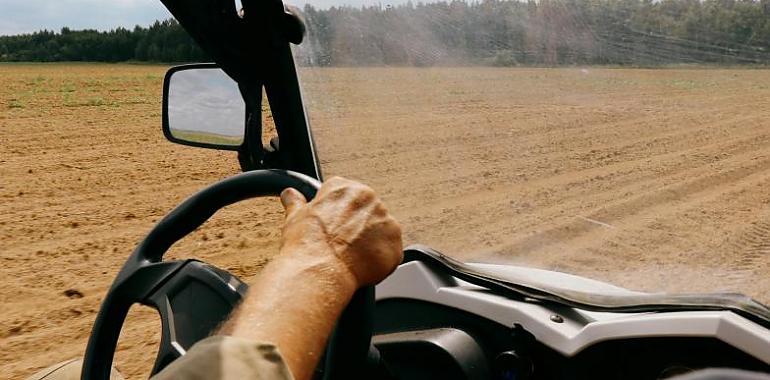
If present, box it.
[724,218,770,280]
[467,155,770,270]
[390,129,770,258]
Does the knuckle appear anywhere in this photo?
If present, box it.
[385,214,400,227]
[328,176,354,188]
[357,187,376,202]
[324,184,349,200]
[373,202,388,216]
[376,217,402,238]
[346,186,374,207]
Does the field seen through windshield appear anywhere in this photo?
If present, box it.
[2,63,770,378]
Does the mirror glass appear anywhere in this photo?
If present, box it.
[167,68,245,147]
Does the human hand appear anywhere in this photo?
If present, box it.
[279,177,403,288]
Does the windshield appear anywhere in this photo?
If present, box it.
[292,0,770,305]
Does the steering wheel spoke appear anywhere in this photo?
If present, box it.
[145,260,248,374]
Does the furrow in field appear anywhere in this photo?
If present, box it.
[389,127,770,238]
[320,100,765,204]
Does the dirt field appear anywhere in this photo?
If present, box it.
[2,63,770,378]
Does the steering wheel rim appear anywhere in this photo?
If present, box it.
[81,169,375,379]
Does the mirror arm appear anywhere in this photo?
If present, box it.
[238,82,266,171]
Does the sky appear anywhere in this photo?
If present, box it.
[0,0,170,36]
[169,68,245,140]
[0,0,398,36]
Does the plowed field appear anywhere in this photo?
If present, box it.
[2,64,770,378]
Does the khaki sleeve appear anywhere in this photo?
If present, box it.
[151,336,294,380]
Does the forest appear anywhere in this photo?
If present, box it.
[0,19,208,63]
[2,0,770,65]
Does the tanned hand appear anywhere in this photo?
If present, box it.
[279,176,404,287]
[218,177,403,380]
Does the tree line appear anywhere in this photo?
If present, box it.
[296,0,770,66]
[0,19,208,62]
[2,0,770,66]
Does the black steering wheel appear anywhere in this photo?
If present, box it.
[82,169,375,379]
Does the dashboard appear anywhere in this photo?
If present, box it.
[373,299,770,379]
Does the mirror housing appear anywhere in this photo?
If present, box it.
[162,64,245,150]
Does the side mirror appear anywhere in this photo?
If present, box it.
[162,64,245,150]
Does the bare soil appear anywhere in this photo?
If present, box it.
[2,64,770,378]
[305,67,770,297]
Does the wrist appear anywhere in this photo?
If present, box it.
[276,244,359,297]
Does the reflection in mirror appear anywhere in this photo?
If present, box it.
[167,68,245,147]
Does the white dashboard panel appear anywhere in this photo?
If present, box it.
[377,261,770,364]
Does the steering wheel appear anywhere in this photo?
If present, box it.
[81,169,375,379]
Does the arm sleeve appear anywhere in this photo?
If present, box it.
[151,336,295,380]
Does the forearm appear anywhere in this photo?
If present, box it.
[218,247,357,380]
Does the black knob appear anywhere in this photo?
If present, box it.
[494,350,534,380]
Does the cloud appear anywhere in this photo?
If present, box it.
[0,0,171,35]
[168,68,245,139]
[0,0,414,36]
